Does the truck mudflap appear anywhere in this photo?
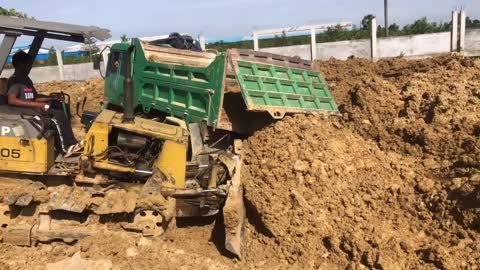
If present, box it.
[222,140,246,258]
[227,49,338,119]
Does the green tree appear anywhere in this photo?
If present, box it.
[377,25,385,37]
[46,46,58,65]
[361,15,375,30]
[279,31,288,46]
[403,17,437,34]
[83,37,100,61]
[441,21,451,31]
[466,17,480,28]
[120,34,129,42]
[323,24,351,42]
[388,23,400,32]
[0,7,29,18]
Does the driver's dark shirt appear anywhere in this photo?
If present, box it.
[6,75,38,101]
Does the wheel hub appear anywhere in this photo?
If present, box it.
[132,208,165,236]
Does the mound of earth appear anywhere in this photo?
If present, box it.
[37,79,104,112]
[0,230,232,270]
[1,55,478,269]
[36,79,104,137]
[317,55,479,180]
[318,54,480,234]
[242,114,479,269]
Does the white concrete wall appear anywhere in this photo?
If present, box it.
[316,39,370,60]
[1,65,59,82]
[260,44,311,60]
[260,40,371,60]
[261,30,480,60]
[0,62,104,83]
[465,29,480,56]
[377,32,451,58]
[63,62,103,81]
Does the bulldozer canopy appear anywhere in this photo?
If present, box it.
[0,15,111,74]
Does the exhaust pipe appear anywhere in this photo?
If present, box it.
[123,46,134,123]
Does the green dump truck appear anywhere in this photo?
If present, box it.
[103,38,338,135]
[93,38,339,257]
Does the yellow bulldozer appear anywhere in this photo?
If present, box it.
[0,15,338,259]
[0,15,248,258]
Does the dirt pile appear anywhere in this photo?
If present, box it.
[242,115,478,269]
[317,55,479,180]
[37,79,104,112]
[318,55,480,233]
[35,79,104,136]
[0,230,233,270]
[1,55,479,269]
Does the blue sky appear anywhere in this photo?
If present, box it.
[1,0,479,44]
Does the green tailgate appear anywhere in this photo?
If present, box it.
[229,50,338,118]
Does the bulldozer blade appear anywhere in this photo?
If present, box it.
[223,156,246,259]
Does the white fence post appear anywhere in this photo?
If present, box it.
[55,49,64,81]
[101,47,109,72]
[199,35,206,51]
[310,27,317,61]
[253,32,259,51]
[370,17,377,59]
[451,11,459,52]
[459,10,466,52]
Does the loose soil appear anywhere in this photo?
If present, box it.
[0,55,479,269]
[317,55,479,180]
[36,79,104,137]
[242,115,478,270]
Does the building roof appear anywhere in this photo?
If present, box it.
[10,45,49,55]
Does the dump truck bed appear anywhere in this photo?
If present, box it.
[105,38,338,134]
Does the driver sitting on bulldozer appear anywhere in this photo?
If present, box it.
[6,51,81,156]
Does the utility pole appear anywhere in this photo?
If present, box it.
[384,0,389,37]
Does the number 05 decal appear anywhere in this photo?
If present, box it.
[0,148,21,158]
